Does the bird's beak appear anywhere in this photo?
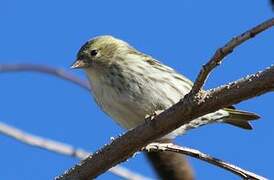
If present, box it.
[70,59,86,69]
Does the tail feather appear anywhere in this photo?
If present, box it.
[223,108,260,130]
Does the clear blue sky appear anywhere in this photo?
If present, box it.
[0,1,273,179]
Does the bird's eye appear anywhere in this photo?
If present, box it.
[90,49,98,56]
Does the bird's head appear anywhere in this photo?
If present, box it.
[71,35,130,69]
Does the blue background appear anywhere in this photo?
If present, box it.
[0,1,273,179]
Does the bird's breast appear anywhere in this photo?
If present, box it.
[85,68,153,129]
[84,62,191,130]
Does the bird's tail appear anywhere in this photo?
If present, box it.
[223,107,260,130]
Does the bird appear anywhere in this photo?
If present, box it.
[71,35,260,139]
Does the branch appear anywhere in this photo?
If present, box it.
[191,17,274,94]
[0,122,149,180]
[0,64,90,90]
[56,18,274,180]
[145,143,266,180]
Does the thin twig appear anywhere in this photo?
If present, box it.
[191,18,274,94]
[0,122,150,180]
[0,64,90,90]
[145,143,267,180]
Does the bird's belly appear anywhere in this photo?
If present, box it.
[91,83,151,129]
[103,103,145,129]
